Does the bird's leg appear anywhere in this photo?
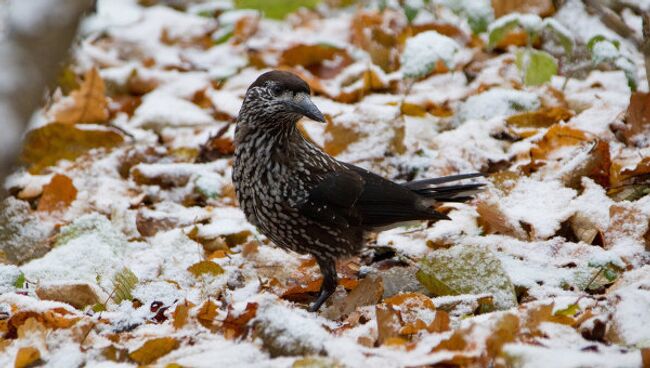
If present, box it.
[309,257,338,312]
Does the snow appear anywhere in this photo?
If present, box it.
[401,31,460,78]
[2,0,650,366]
[455,88,540,124]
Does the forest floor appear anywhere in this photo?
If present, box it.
[1,0,650,367]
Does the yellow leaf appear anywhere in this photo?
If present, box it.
[173,301,192,330]
[54,67,109,124]
[21,123,123,174]
[37,174,77,213]
[196,299,218,329]
[129,337,179,365]
[14,346,40,368]
[187,261,224,278]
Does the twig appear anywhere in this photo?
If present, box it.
[583,0,642,47]
[642,13,650,90]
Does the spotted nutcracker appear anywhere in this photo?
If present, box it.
[233,70,483,311]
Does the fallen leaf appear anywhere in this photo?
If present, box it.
[492,0,555,18]
[350,10,402,72]
[530,124,589,161]
[376,304,402,345]
[36,282,102,309]
[14,346,41,368]
[622,91,650,146]
[112,267,138,304]
[197,299,218,329]
[172,301,193,330]
[21,123,124,174]
[37,174,77,213]
[53,68,109,124]
[129,337,179,365]
[279,44,352,79]
[506,107,573,128]
[222,302,258,339]
[323,121,361,156]
[476,199,527,239]
[187,260,225,278]
[323,274,383,320]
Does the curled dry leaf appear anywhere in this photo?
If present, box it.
[323,273,383,320]
[506,107,573,129]
[172,301,193,330]
[476,199,527,240]
[279,44,352,79]
[128,337,179,365]
[622,92,650,146]
[222,302,258,339]
[375,303,402,345]
[37,174,77,213]
[530,124,589,161]
[21,123,124,174]
[350,10,403,72]
[53,68,109,125]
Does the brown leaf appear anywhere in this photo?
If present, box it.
[350,10,402,72]
[187,260,225,278]
[37,174,77,213]
[530,124,590,161]
[21,123,123,174]
[279,44,352,79]
[623,92,650,146]
[323,274,383,320]
[323,121,361,156]
[492,0,555,18]
[222,302,258,339]
[196,136,235,162]
[196,299,218,329]
[506,107,574,129]
[129,337,179,365]
[54,68,109,124]
[172,301,193,330]
[36,282,101,309]
[476,199,527,239]
[15,346,41,368]
[376,304,402,345]
[232,13,260,44]
[485,313,519,357]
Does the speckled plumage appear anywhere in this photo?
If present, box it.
[233,71,483,311]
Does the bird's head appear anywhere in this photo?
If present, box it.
[239,70,326,126]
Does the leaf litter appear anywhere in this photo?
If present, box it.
[1,0,650,367]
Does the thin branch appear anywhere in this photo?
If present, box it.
[583,0,642,47]
[642,13,650,89]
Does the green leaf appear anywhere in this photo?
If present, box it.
[14,272,25,289]
[516,49,557,86]
[542,18,574,55]
[488,19,519,49]
[554,303,580,317]
[416,245,517,310]
[92,303,106,313]
[234,0,321,19]
[587,35,619,52]
[112,267,138,304]
[403,4,419,23]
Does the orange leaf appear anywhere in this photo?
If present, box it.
[530,124,589,161]
[222,302,258,339]
[173,301,193,330]
[37,174,77,213]
[15,346,41,368]
[376,304,402,345]
[21,123,123,174]
[196,299,218,329]
[129,337,179,365]
[54,67,109,125]
[624,92,650,145]
[506,107,574,129]
[492,0,555,18]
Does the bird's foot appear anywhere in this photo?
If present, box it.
[308,287,335,312]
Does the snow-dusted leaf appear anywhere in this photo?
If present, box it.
[515,49,557,86]
[416,245,517,310]
[112,267,138,304]
[129,337,179,365]
[401,31,459,78]
[52,68,109,125]
[541,18,574,55]
[37,174,77,213]
[21,123,123,174]
[15,346,41,368]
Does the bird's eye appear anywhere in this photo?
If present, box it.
[270,85,282,96]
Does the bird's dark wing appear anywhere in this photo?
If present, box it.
[344,164,449,227]
[297,170,365,228]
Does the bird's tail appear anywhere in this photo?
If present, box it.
[404,173,485,203]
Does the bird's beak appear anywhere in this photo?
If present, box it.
[287,96,326,123]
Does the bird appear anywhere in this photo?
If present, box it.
[232,70,483,312]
